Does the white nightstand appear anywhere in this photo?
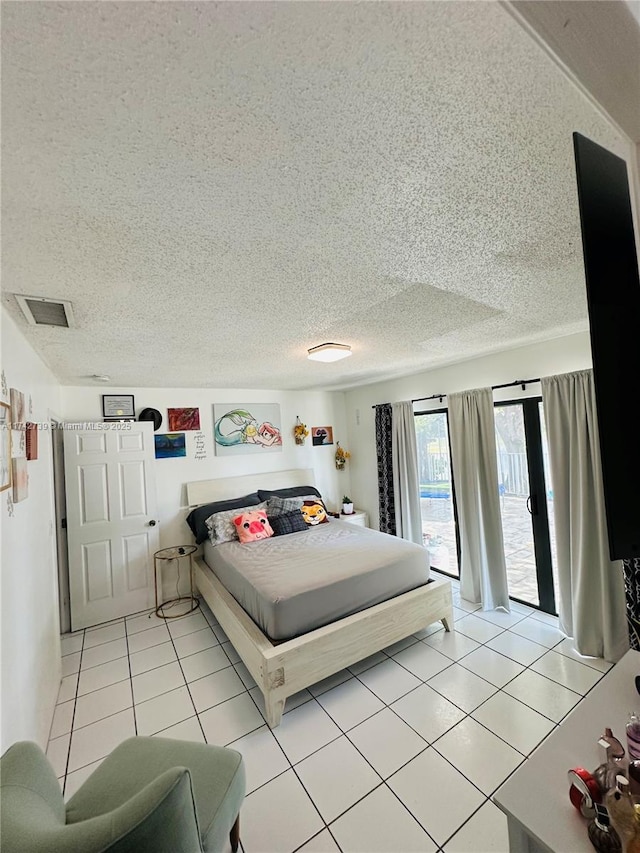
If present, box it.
[339,510,368,528]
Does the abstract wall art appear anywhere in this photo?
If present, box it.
[168,408,200,431]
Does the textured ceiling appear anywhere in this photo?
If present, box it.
[1,1,630,390]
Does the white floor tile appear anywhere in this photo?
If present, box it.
[422,630,480,662]
[126,624,170,654]
[77,656,130,696]
[249,686,313,720]
[475,608,527,629]
[452,595,482,614]
[132,661,185,704]
[84,621,125,648]
[554,638,613,673]
[273,700,342,764]
[180,644,231,683]
[129,641,177,676]
[382,636,420,656]
[136,686,195,736]
[61,633,84,656]
[173,626,218,658]
[46,733,70,777]
[348,708,427,779]
[348,651,388,674]
[387,748,484,847]
[153,716,205,743]
[308,669,353,697]
[392,642,452,682]
[296,736,380,821]
[452,606,468,622]
[167,611,210,639]
[316,678,385,732]
[197,597,218,626]
[509,600,536,616]
[221,640,241,665]
[297,829,341,852]
[241,770,323,853]
[228,725,289,794]
[434,717,524,794]
[74,680,133,729]
[471,692,555,755]
[80,638,128,670]
[199,693,265,746]
[528,609,560,627]
[455,614,505,644]
[486,632,547,666]
[414,623,445,640]
[457,646,525,688]
[503,668,582,722]
[391,683,466,743]
[62,652,81,677]
[234,660,257,689]
[213,623,229,644]
[50,700,74,739]
[64,759,102,800]
[427,663,497,713]
[530,650,603,695]
[57,672,79,704]
[126,609,170,635]
[357,659,422,705]
[68,708,135,772]
[509,617,565,648]
[189,666,245,713]
[444,800,509,852]
[330,784,437,853]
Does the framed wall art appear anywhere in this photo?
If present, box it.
[311,425,334,446]
[0,401,11,492]
[168,407,200,431]
[12,457,28,502]
[102,394,135,420]
[26,422,38,461]
[213,404,282,456]
[154,433,186,459]
[10,388,25,429]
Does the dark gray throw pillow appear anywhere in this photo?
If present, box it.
[270,511,309,537]
[186,493,261,544]
[257,486,321,502]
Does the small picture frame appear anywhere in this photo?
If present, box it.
[0,401,11,492]
[102,394,135,420]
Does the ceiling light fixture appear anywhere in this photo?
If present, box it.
[307,342,352,363]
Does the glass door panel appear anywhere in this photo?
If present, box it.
[494,404,539,606]
[414,411,459,578]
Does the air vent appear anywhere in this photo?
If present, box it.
[14,295,75,328]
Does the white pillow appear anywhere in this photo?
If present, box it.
[205,502,267,545]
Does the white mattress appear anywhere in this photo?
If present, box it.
[202,519,430,640]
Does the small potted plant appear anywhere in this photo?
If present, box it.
[342,495,354,515]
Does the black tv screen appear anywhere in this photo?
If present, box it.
[572,132,640,560]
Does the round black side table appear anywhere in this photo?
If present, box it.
[153,545,199,618]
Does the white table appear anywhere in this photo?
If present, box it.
[339,509,368,528]
[493,649,640,852]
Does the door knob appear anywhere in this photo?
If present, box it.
[148,520,157,527]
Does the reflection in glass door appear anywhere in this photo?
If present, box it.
[414,410,460,578]
[494,399,556,612]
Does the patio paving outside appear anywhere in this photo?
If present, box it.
[421,495,559,612]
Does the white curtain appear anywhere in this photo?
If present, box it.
[391,402,423,546]
[542,370,628,662]
[448,388,510,611]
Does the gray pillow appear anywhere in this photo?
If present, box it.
[206,502,267,545]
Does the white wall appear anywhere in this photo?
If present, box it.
[62,386,350,592]
[344,332,593,530]
[1,309,63,752]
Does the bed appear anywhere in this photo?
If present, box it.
[187,469,453,727]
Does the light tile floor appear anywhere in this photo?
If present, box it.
[50,576,613,852]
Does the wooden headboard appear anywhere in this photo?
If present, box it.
[186,468,316,507]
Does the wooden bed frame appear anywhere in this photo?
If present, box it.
[186,469,454,727]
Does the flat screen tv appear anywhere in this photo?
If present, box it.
[572,132,640,560]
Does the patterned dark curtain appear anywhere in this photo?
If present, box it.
[624,558,640,650]
[375,404,396,535]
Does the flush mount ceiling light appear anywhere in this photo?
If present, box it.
[307,342,352,363]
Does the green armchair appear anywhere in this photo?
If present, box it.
[0,736,245,853]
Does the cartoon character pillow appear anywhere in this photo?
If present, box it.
[301,499,329,526]
[233,509,274,543]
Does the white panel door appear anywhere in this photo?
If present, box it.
[64,422,160,630]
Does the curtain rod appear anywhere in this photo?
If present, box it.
[371,377,541,409]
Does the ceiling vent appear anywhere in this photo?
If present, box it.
[14,295,75,328]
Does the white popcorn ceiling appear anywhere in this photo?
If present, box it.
[1,1,630,391]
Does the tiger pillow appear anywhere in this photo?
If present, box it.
[300,499,329,526]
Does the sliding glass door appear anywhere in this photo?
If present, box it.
[415,410,460,578]
[494,399,557,613]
